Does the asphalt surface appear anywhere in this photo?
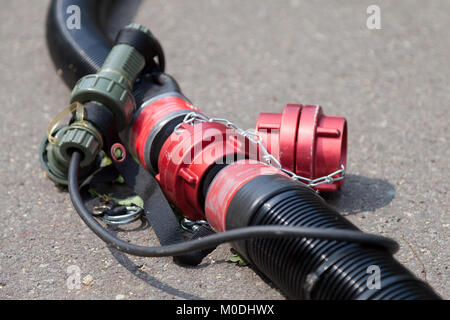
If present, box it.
[0,0,448,300]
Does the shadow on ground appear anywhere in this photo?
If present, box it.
[107,228,203,300]
[323,174,396,215]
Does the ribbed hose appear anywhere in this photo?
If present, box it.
[46,0,155,104]
[226,175,440,299]
[46,0,112,87]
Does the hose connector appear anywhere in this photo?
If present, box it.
[56,122,103,167]
[39,104,103,185]
[256,104,347,192]
[70,24,157,130]
[41,23,161,184]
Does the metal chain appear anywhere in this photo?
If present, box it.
[180,218,208,233]
[174,112,345,189]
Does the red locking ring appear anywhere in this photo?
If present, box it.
[157,121,249,221]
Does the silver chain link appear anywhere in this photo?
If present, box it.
[180,218,208,233]
[174,112,345,189]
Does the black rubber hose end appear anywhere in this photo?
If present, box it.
[225,174,440,299]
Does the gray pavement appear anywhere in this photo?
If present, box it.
[0,0,448,299]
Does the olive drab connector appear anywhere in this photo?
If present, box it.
[70,23,154,131]
[40,24,157,184]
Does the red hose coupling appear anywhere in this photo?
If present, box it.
[205,160,287,232]
[255,104,347,192]
[130,95,199,173]
[156,122,248,221]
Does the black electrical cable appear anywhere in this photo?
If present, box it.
[68,151,398,257]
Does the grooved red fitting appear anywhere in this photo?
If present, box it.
[156,122,249,220]
[130,96,199,170]
[256,104,347,192]
[205,160,287,232]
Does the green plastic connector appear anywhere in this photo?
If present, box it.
[41,24,153,184]
[57,122,102,167]
[70,24,152,130]
[39,122,102,185]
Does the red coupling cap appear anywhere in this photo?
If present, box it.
[256,104,347,192]
[157,122,248,221]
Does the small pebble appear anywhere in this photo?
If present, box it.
[82,275,93,286]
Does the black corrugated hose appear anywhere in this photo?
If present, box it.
[49,0,441,299]
[46,0,166,104]
[224,175,440,299]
